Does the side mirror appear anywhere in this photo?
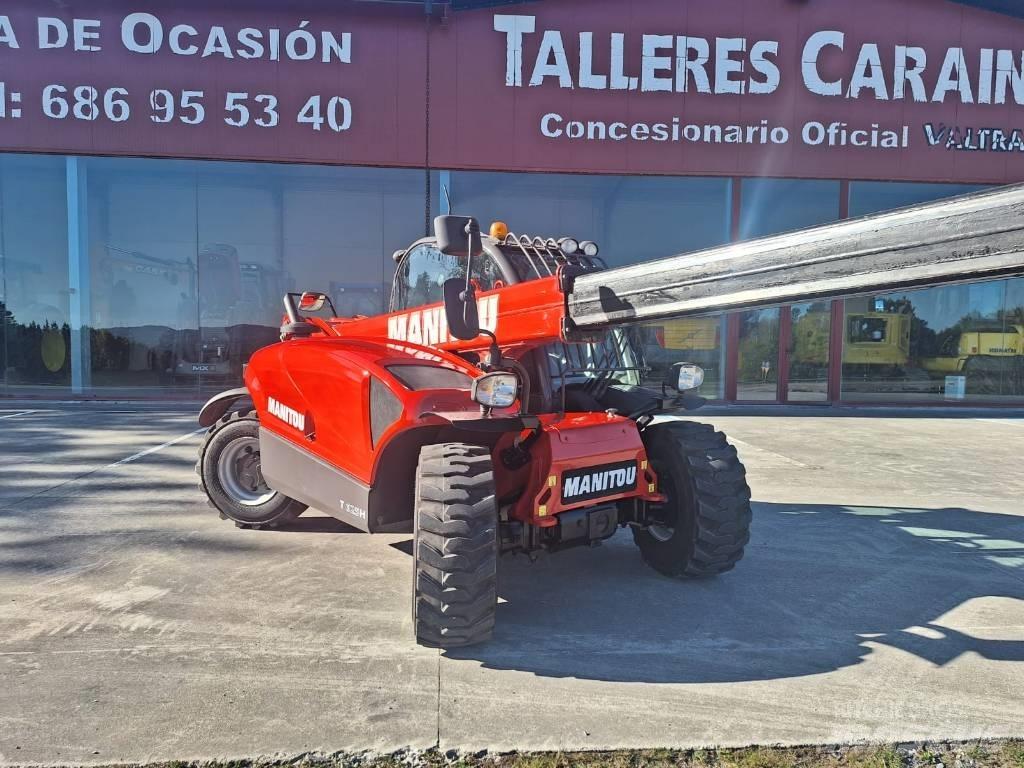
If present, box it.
[298,292,328,312]
[666,362,705,392]
[443,278,481,341]
[434,215,483,259]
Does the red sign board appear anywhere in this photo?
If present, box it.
[1,0,1023,183]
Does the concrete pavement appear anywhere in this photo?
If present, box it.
[0,404,1022,763]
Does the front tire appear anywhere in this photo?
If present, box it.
[633,421,752,578]
[197,409,307,529]
[413,443,498,648]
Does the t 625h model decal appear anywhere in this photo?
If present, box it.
[387,296,499,346]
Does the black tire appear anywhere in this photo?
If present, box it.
[633,421,752,578]
[196,408,306,529]
[413,443,498,648]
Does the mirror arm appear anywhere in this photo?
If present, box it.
[461,218,481,312]
[283,293,300,324]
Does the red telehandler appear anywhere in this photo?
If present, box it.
[196,186,1024,648]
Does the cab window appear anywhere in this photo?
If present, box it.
[393,244,504,311]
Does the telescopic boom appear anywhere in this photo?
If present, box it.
[568,184,1024,332]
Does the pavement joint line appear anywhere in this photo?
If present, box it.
[0,410,36,420]
[109,428,206,467]
[726,437,819,469]
[435,650,442,749]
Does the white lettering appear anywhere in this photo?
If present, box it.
[203,25,234,58]
[610,33,637,90]
[848,43,888,100]
[715,37,746,95]
[121,12,162,54]
[540,112,565,137]
[641,34,674,93]
[494,14,535,87]
[530,29,573,88]
[803,30,844,97]
[894,46,927,102]
[749,40,780,95]
[38,18,67,50]
[169,24,198,55]
[933,47,974,103]
[995,50,1024,105]
[676,37,711,93]
[73,19,101,51]
[267,397,306,432]
[0,15,18,49]
[578,32,606,90]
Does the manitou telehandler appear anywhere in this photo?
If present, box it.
[196,185,1024,648]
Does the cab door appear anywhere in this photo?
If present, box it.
[390,242,506,312]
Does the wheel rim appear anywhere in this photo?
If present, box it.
[647,460,678,542]
[217,436,276,506]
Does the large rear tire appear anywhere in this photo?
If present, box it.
[633,421,751,578]
[197,409,307,529]
[413,443,498,648]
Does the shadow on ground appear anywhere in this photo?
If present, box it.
[444,503,1024,684]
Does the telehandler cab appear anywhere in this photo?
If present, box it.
[197,185,1024,648]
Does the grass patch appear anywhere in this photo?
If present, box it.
[29,740,1024,768]
[999,741,1024,768]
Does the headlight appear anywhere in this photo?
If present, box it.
[472,372,519,408]
[665,362,705,392]
[580,240,599,258]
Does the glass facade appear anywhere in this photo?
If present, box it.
[449,172,733,268]
[0,156,70,393]
[842,181,1022,402]
[1,153,1021,406]
[738,179,841,240]
[1,155,432,397]
[736,309,781,401]
[841,280,1024,402]
[787,302,832,403]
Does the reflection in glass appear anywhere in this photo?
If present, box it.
[739,179,840,240]
[79,158,430,396]
[737,309,780,401]
[449,172,732,268]
[849,181,990,218]
[88,160,200,395]
[0,155,70,394]
[639,315,725,399]
[788,302,831,402]
[841,279,1024,402]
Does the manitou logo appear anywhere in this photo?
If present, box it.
[267,396,305,432]
[387,296,499,346]
[561,461,638,504]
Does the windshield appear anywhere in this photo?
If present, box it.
[545,329,644,387]
[848,316,890,343]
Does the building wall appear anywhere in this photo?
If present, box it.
[1,0,1024,403]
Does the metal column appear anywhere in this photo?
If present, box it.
[66,156,91,394]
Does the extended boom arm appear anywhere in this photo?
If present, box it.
[568,184,1024,332]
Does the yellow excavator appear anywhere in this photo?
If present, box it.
[920,322,1024,394]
